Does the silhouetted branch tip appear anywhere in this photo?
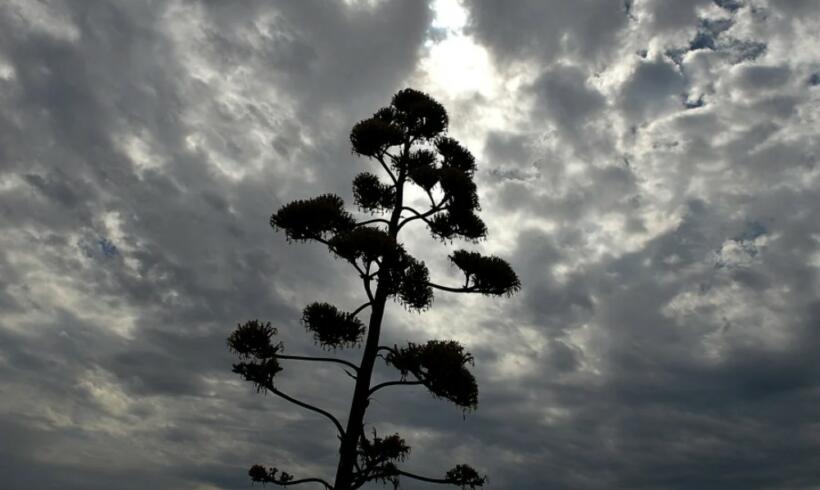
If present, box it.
[302,302,365,349]
[384,340,478,410]
[270,194,354,242]
[329,227,399,264]
[449,250,521,296]
[390,88,448,139]
[436,137,477,175]
[228,320,283,391]
[353,172,395,212]
[249,465,333,489]
[350,116,404,158]
[407,149,440,190]
[445,464,487,489]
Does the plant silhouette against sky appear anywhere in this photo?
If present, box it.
[228,88,520,490]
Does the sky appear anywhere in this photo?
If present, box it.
[1,0,820,489]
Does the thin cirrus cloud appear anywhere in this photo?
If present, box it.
[1,0,819,489]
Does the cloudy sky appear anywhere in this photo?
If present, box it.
[2,0,820,489]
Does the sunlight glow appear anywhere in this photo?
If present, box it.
[422,0,496,99]
[431,0,468,30]
[0,61,14,81]
[421,36,496,98]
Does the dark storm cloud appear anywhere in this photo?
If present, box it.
[2,0,820,489]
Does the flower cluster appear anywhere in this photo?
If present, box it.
[301,302,365,349]
[329,227,398,263]
[386,340,478,409]
[350,88,447,158]
[356,431,411,489]
[353,172,395,211]
[379,250,434,311]
[248,465,293,485]
[270,194,354,242]
[428,165,486,242]
[445,464,487,489]
[450,250,521,296]
[226,320,283,392]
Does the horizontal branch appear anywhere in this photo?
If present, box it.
[397,469,454,485]
[397,204,447,232]
[276,354,359,373]
[427,282,479,294]
[368,379,424,396]
[270,386,345,437]
[279,477,334,489]
[355,218,390,227]
[365,468,456,487]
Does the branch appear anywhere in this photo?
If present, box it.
[270,386,345,437]
[424,188,437,208]
[316,236,364,280]
[397,204,447,232]
[350,302,372,318]
[279,477,334,489]
[362,262,375,302]
[316,237,369,281]
[364,468,459,486]
[368,380,423,396]
[251,466,334,489]
[376,345,397,361]
[355,218,390,227]
[350,260,366,278]
[376,153,397,185]
[396,469,454,485]
[384,149,401,167]
[426,282,479,294]
[276,354,359,373]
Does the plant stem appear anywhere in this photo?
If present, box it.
[332,145,408,490]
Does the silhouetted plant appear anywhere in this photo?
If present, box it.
[228,88,519,490]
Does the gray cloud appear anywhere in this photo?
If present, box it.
[619,55,687,120]
[464,0,628,67]
[2,0,820,489]
[0,0,432,488]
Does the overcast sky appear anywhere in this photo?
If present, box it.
[2,1,820,489]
